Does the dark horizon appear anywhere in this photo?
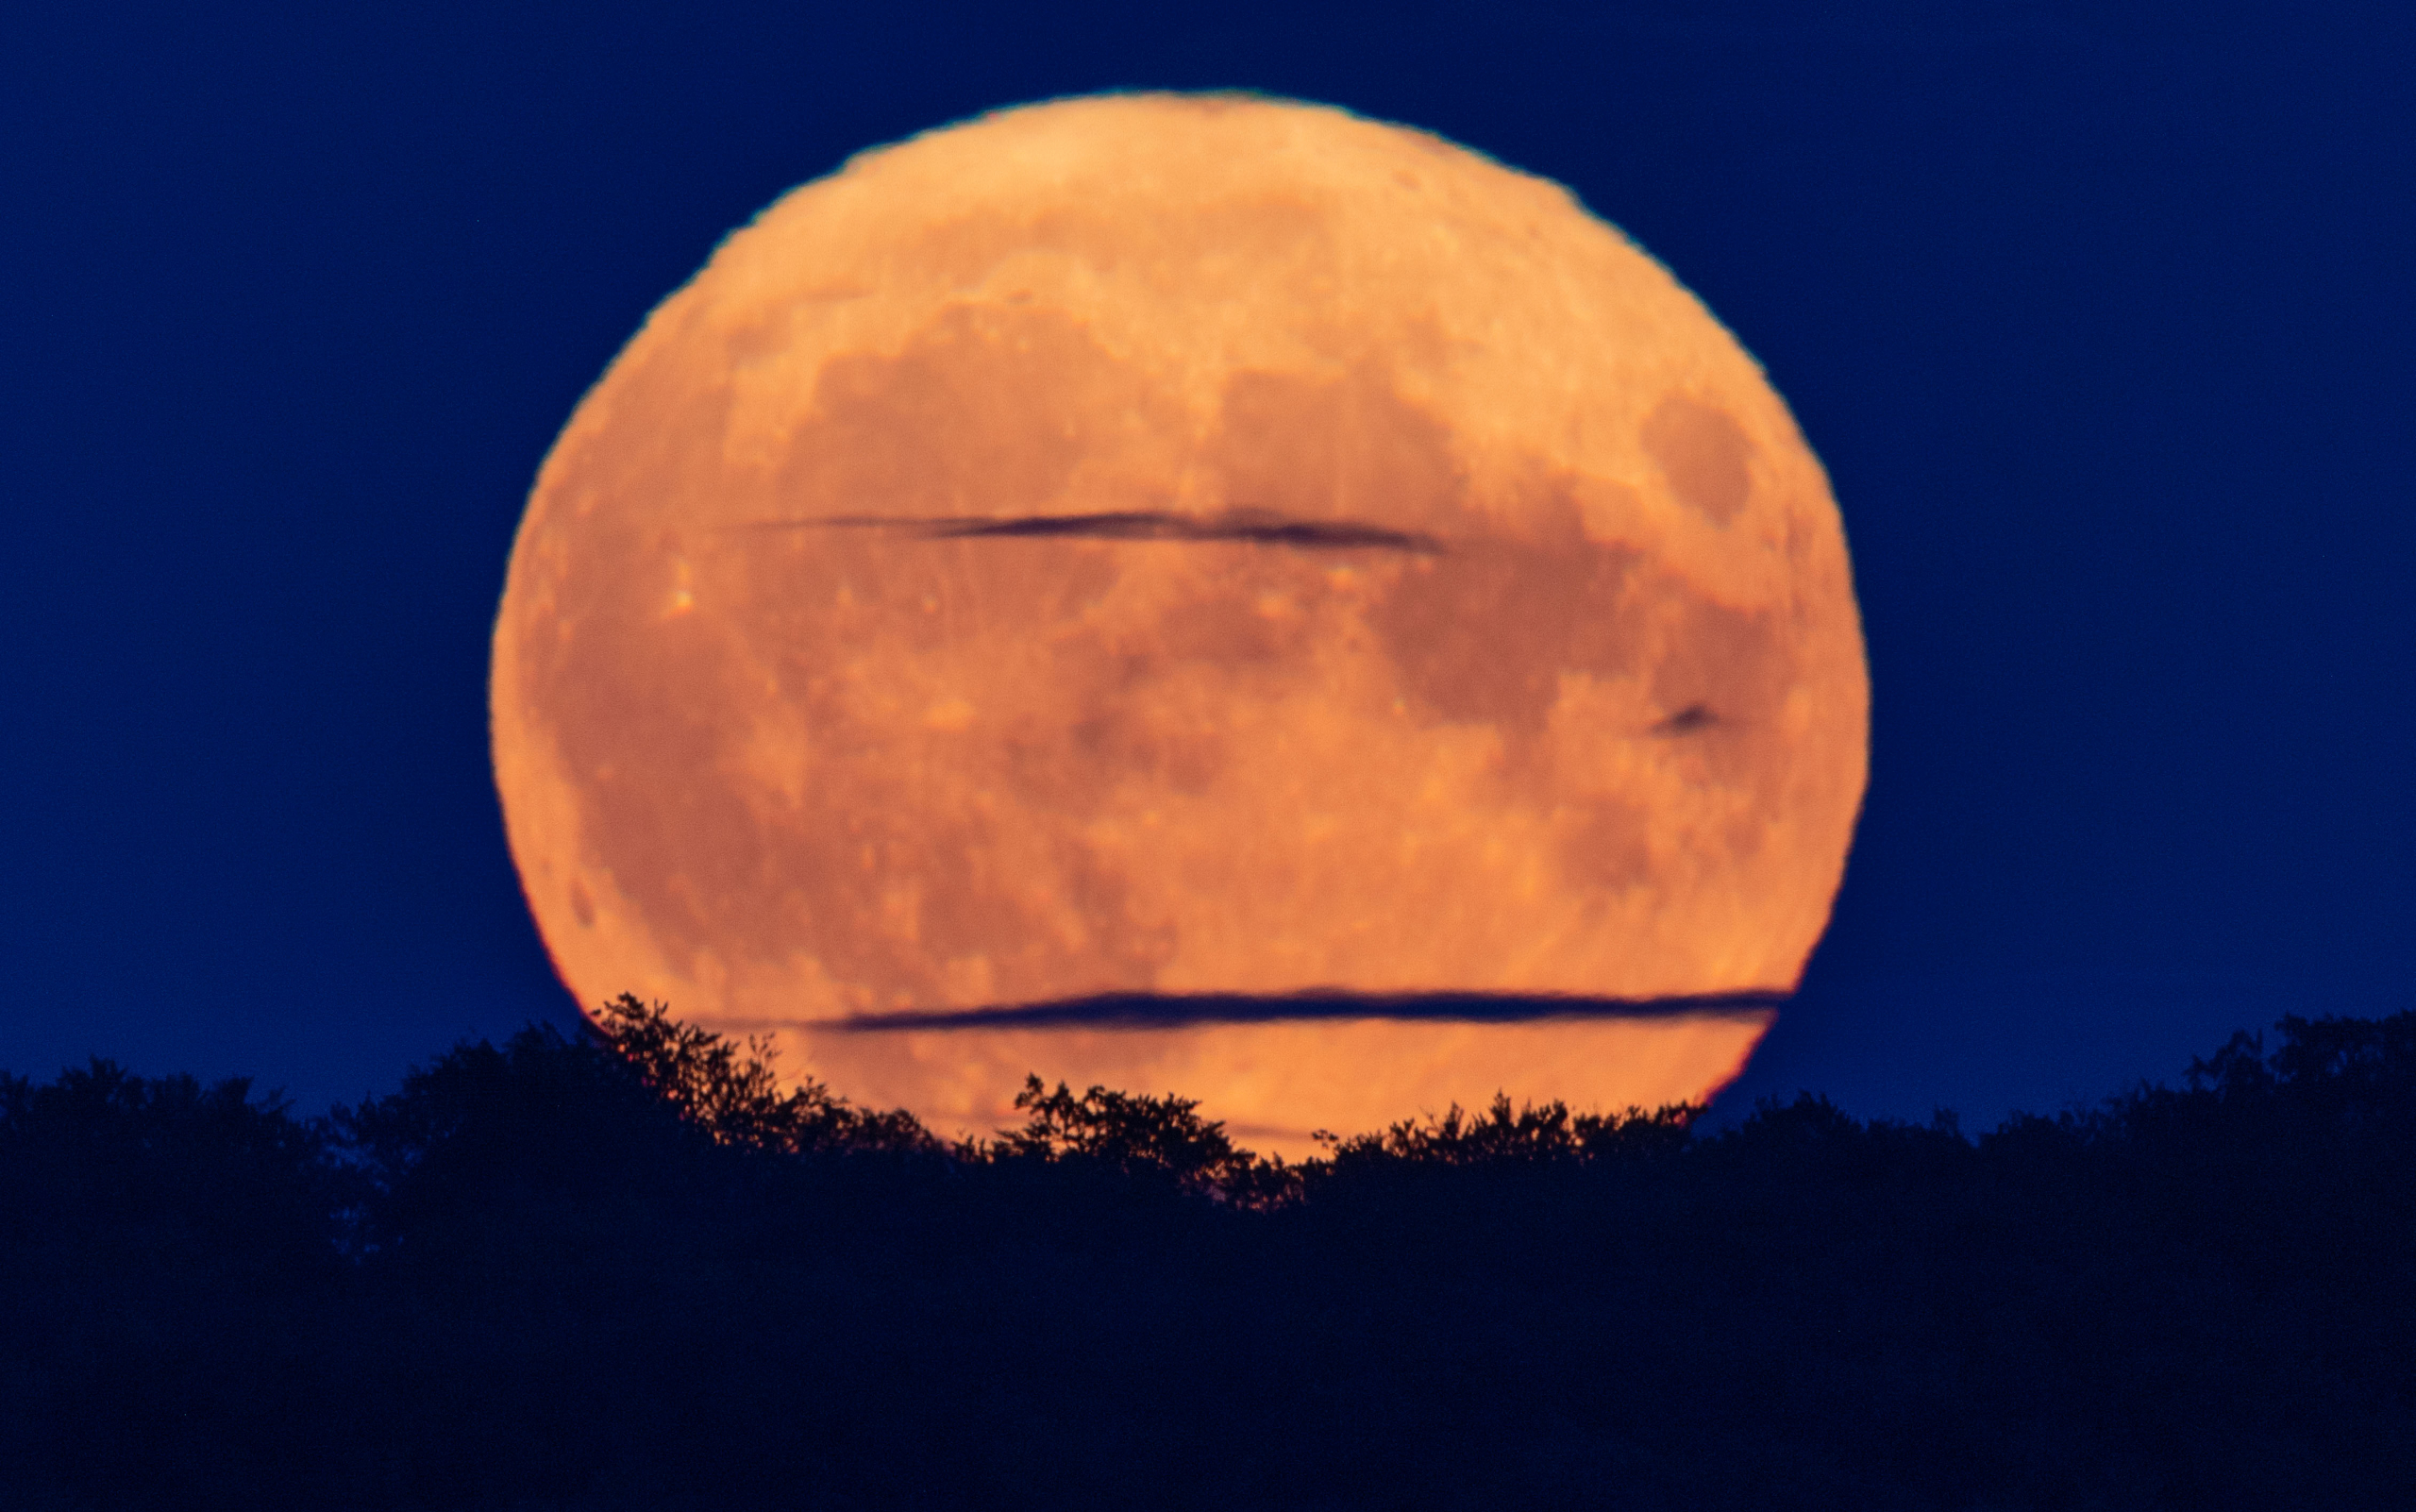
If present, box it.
[11,993,2412,1504]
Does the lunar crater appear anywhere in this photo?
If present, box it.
[1643,393,1756,527]
[1653,704,1719,735]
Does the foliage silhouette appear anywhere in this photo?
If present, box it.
[1317,1090,1700,1171]
[584,992,935,1156]
[990,1074,1302,1206]
[1,1062,359,1506]
[4,1002,2412,1509]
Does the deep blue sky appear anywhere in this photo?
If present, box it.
[5,1,2408,1132]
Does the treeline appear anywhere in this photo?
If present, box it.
[5,998,2412,1509]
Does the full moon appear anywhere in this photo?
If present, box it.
[491,93,1868,1155]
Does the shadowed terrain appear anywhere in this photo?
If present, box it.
[7,996,2411,1508]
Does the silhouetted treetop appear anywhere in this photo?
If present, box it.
[587,992,933,1157]
[1318,1092,1699,1174]
[1,1059,345,1261]
[993,1074,1301,1205]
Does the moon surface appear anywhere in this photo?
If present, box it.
[491,93,1868,1154]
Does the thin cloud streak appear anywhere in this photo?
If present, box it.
[730,509,1449,555]
[747,989,1787,1033]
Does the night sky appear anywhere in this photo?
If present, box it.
[6,1,2408,1135]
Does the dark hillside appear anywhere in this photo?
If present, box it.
[6,1000,2411,1508]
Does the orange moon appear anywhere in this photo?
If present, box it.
[490,93,1868,1155]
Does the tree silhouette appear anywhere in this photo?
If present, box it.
[1,1062,360,1506]
[993,1073,1300,1205]
[7,1003,2413,1508]
[586,991,933,1156]
[1318,1091,1700,1171]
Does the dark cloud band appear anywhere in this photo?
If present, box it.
[733,510,1448,555]
[751,989,1787,1033]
